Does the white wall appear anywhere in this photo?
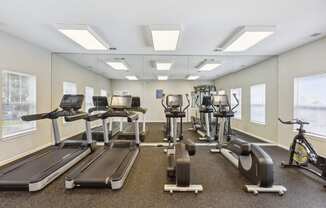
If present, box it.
[0,31,52,164]
[52,54,112,139]
[215,37,326,155]
[0,32,112,165]
[112,80,213,122]
[278,37,326,154]
[215,58,279,143]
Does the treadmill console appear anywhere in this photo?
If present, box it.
[111,95,132,109]
[93,96,109,108]
[60,95,84,110]
[131,97,141,108]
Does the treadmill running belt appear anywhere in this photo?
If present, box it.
[0,147,85,184]
[74,148,131,186]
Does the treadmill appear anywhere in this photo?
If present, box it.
[65,95,140,189]
[0,95,97,191]
[82,96,120,142]
[118,96,147,142]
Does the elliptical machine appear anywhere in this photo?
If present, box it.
[161,94,203,194]
[279,118,326,188]
[190,85,216,142]
[211,94,286,195]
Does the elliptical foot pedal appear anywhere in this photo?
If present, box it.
[210,149,220,153]
[244,185,287,196]
[164,184,203,194]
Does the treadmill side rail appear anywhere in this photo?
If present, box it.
[110,148,139,190]
[29,148,91,191]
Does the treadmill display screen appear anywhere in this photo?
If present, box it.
[60,94,84,110]
[111,95,132,109]
[93,96,109,108]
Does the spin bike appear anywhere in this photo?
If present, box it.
[279,118,326,188]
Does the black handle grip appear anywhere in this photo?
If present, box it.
[65,112,88,122]
[21,113,49,121]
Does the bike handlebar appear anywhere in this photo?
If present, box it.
[278,118,309,125]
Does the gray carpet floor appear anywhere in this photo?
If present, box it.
[0,123,325,208]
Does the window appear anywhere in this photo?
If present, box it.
[230,88,242,119]
[1,71,36,138]
[218,90,226,95]
[63,81,77,95]
[85,86,94,112]
[100,89,107,97]
[250,84,266,124]
[294,73,326,137]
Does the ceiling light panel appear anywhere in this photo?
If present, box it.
[158,75,168,80]
[126,76,138,80]
[198,63,221,71]
[222,26,275,52]
[106,61,128,70]
[150,25,181,51]
[57,24,108,50]
[187,75,199,80]
[156,62,173,70]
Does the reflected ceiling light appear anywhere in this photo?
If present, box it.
[222,26,275,52]
[150,25,181,51]
[126,76,138,80]
[198,63,221,71]
[156,62,173,70]
[187,75,199,80]
[57,24,109,50]
[195,59,221,71]
[158,75,168,80]
[106,61,128,70]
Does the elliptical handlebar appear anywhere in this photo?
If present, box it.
[231,93,239,111]
[183,94,190,112]
[161,95,168,111]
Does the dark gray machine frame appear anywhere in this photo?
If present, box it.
[210,94,287,195]
[0,95,97,192]
[65,95,140,190]
[162,94,203,194]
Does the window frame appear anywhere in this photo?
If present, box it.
[63,81,77,95]
[230,88,242,120]
[293,73,326,138]
[250,83,266,125]
[1,70,37,140]
[100,89,107,97]
[85,86,94,112]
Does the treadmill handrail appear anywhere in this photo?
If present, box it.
[21,109,58,121]
[101,109,139,121]
[65,112,104,122]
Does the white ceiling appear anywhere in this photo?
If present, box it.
[1,0,326,80]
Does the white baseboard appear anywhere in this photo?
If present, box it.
[277,144,289,150]
[0,142,52,167]
[232,127,275,144]
[233,127,292,150]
